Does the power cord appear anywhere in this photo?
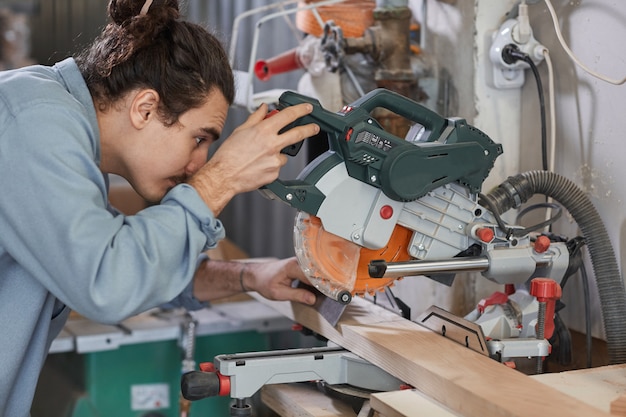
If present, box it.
[543,0,626,86]
[502,44,548,172]
[479,194,562,238]
[502,43,556,233]
[541,48,557,229]
[579,262,593,368]
[559,236,592,368]
[542,49,555,172]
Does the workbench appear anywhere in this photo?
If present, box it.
[35,298,301,417]
[44,291,626,417]
[49,298,294,354]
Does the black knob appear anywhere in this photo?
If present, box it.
[180,371,221,401]
[368,259,388,278]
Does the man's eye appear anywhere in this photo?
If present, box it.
[195,137,206,146]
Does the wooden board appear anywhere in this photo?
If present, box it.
[370,390,462,417]
[262,383,357,417]
[251,293,611,417]
[262,384,463,417]
[532,364,626,414]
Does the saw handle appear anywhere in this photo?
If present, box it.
[277,91,349,136]
[348,88,448,139]
[274,88,451,159]
[265,108,307,157]
[278,88,449,140]
[260,88,462,208]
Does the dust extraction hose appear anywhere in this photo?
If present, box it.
[481,170,626,364]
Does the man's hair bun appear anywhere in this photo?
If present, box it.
[77,0,234,125]
[108,0,180,27]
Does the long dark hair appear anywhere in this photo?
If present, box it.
[75,0,234,126]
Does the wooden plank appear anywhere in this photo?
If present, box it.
[531,364,626,414]
[370,390,462,417]
[261,383,357,417]
[251,293,610,417]
[262,384,460,417]
[611,395,626,417]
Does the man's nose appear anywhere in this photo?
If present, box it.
[185,148,209,176]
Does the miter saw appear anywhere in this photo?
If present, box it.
[180,89,592,415]
[261,88,568,317]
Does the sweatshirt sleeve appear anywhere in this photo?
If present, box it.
[160,252,211,311]
[0,91,223,323]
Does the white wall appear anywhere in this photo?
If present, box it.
[402,0,625,339]
[521,0,626,338]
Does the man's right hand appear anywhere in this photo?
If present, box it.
[188,102,320,215]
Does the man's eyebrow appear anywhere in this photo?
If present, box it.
[200,127,221,140]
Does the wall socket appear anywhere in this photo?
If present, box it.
[489,19,545,89]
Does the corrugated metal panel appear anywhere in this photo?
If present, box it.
[10,0,304,258]
[26,0,107,64]
[186,0,307,259]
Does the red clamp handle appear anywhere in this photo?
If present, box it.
[530,278,562,339]
[477,291,509,314]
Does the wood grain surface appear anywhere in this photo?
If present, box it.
[251,293,611,417]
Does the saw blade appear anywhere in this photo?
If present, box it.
[294,211,413,302]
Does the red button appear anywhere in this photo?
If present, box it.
[476,227,494,243]
[199,362,215,372]
[380,205,393,219]
[534,235,551,253]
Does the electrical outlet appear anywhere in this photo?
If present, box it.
[489,19,545,89]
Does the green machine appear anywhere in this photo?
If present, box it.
[33,301,309,417]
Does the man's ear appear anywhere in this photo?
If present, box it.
[129,89,160,129]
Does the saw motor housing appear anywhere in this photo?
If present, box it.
[262,88,503,216]
[261,88,567,305]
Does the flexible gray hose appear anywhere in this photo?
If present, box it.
[482,170,626,364]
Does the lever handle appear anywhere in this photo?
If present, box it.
[180,371,221,401]
[349,88,448,139]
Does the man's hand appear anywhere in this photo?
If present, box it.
[242,257,317,306]
[193,257,317,306]
[188,102,320,216]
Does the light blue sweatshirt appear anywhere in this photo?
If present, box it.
[0,58,225,416]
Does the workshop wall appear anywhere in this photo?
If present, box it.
[27,1,106,64]
[5,0,624,343]
[8,0,308,259]
[402,0,626,342]
[519,0,626,339]
[187,0,310,260]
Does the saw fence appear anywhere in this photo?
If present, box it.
[251,293,617,417]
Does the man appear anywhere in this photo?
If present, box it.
[0,0,317,414]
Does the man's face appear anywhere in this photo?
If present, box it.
[127,89,229,203]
